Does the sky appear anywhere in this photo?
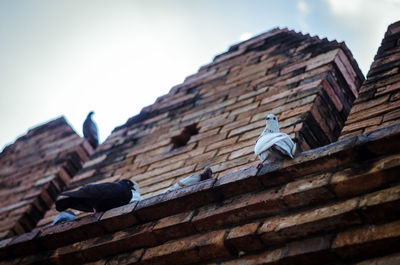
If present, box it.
[0,0,399,151]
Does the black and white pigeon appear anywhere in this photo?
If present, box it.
[83,111,99,149]
[55,179,140,214]
[163,167,213,193]
[51,211,76,225]
[254,114,296,169]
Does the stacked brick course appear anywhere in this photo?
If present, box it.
[0,123,399,264]
[39,28,362,227]
[341,21,400,137]
[0,117,93,240]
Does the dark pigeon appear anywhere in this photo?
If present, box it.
[83,111,99,149]
[52,211,76,225]
[55,179,137,214]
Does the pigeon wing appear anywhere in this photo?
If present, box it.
[57,182,132,212]
[255,133,288,157]
[273,135,296,158]
[83,117,99,147]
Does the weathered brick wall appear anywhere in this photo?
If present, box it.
[1,123,399,265]
[3,22,400,265]
[39,28,363,227]
[0,117,93,239]
[341,21,400,138]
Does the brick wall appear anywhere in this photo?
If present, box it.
[2,21,400,265]
[1,123,399,265]
[39,28,363,227]
[0,117,93,239]
[341,21,400,138]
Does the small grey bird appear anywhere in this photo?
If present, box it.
[52,211,76,225]
[83,111,99,149]
[254,114,296,169]
[55,179,140,214]
[163,167,213,193]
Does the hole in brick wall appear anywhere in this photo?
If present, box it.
[171,124,199,149]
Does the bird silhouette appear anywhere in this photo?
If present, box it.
[83,111,99,149]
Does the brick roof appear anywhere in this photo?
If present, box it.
[341,21,400,137]
[1,20,400,265]
[0,117,93,240]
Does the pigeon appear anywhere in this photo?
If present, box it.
[52,211,76,225]
[83,111,99,149]
[163,167,213,193]
[55,179,140,214]
[254,114,296,169]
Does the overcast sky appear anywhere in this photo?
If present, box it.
[0,0,399,151]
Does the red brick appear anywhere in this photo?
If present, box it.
[359,184,400,223]
[259,198,361,245]
[80,222,156,262]
[222,248,282,265]
[331,154,400,198]
[282,235,336,265]
[342,116,382,134]
[8,230,40,256]
[214,166,261,198]
[99,202,138,232]
[354,252,400,265]
[39,212,104,249]
[347,100,399,124]
[333,220,400,259]
[282,172,335,208]
[135,178,218,222]
[193,187,284,231]
[205,137,238,152]
[18,251,53,265]
[50,241,85,265]
[153,210,196,242]
[141,230,230,264]
[106,249,144,265]
[226,222,264,253]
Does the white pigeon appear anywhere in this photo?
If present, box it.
[163,167,213,193]
[254,114,296,168]
[129,181,144,203]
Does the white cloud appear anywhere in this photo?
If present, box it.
[239,32,254,41]
[297,0,310,15]
[326,0,362,15]
[326,0,400,74]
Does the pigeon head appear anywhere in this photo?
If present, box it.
[265,114,280,133]
[119,179,140,192]
[88,111,95,117]
[200,167,213,181]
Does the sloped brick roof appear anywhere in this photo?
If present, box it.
[0,117,93,240]
[341,21,400,137]
[39,28,363,227]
